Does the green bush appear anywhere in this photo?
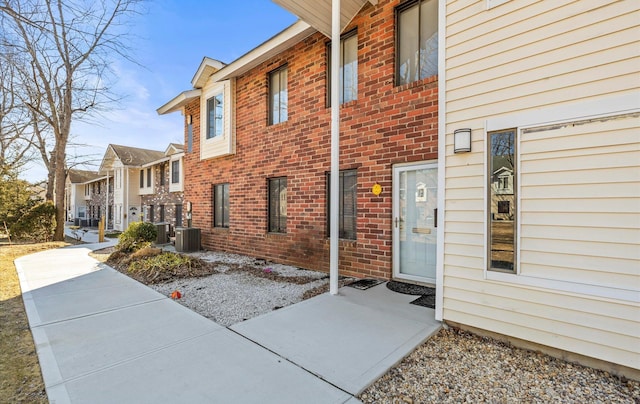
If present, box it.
[9,201,56,242]
[117,222,157,252]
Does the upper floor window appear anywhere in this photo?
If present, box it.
[160,163,166,186]
[139,170,144,188]
[207,93,224,138]
[269,66,288,125]
[268,177,287,233]
[327,31,358,105]
[396,0,438,86]
[146,168,152,187]
[171,160,180,184]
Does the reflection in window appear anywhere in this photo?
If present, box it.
[269,66,288,125]
[327,169,357,240]
[489,129,516,272]
[213,183,230,228]
[207,93,224,138]
[268,177,287,233]
[327,31,358,105]
[397,0,438,85]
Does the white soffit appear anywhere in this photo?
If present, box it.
[273,0,377,37]
[216,20,317,81]
[156,89,202,115]
[191,57,226,88]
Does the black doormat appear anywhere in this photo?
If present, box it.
[386,281,435,296]
[410,294,435,309]
[347,278,384,290]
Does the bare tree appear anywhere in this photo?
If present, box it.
[0,53,36,177]
[0,0,142,240]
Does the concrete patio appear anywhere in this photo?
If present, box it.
[15,242,441,403]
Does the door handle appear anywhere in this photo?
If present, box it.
[394,217,399,228]
[434,208,437,228]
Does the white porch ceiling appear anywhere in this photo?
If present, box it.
[273,0,377,37]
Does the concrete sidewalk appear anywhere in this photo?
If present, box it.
[16,244,440,403]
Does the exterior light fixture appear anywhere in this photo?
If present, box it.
[454,128,472,153]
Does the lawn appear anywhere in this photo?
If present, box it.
[0,242,69,403]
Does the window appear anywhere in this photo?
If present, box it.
[213,183,230,228]
[396,0,438,85]
[149,205,155,222]
[187,116,193,153]
[206,93,224,138]
[489,129,517,272]
[160,164,166,186]
[175,204,182,227]
[269,66,288,125]
[97,182,101,194]
[327,169,357,240]
[146,168,152,187]
[497,201,510,214]
[171,160,180,184]
[268,177,287,233]
[108,205,113,221]
[159,204,165,222]
[139,170,144,188]
[84,184,89,196]
[327,31,358,105]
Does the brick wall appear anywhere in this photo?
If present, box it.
[184,0,438,279]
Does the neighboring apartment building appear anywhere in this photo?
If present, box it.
[65,169,106,225]
[98,144,185,232]
[139,143,186,230]
[159,0,440,282]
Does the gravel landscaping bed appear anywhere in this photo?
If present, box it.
[100,247,347,327]
[149,256,332,326]
[360,327,639,403]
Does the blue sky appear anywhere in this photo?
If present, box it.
[24,0,297,182]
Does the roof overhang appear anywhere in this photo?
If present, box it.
[157,89,202,115]
[216,20,317,81]
[272,0,377,37]
[192,57,226,88]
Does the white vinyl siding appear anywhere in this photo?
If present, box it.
[518,115,640,288]
[200,79,235,160]
[443,0,640,370]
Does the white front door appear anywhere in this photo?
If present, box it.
[393,162,438,284]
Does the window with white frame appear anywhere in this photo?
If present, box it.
[488,128,517,273]
[171,160,180,184]
[396,0,438,86]
[207,93,224,139]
